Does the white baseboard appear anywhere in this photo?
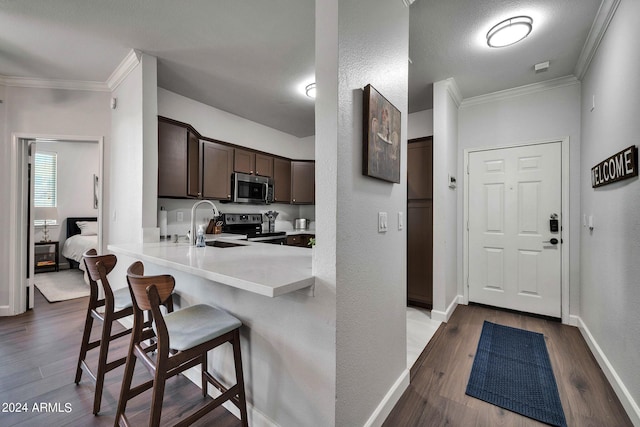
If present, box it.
[364,368,410,427]
[575,316,640,426]
[431,295,462,322]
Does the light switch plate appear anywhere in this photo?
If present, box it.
[398,212,404,230]
[378,212,388,233]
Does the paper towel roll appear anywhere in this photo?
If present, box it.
[159,209,168,238]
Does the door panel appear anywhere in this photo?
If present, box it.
[468,142,561,317]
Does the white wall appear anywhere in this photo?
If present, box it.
[158,88,314,160]
[580,0,640,417]
[36,141,99,260]
[432,80,459,318]
[408,109,433,139]
[458,80,582,316]
[1,85,109,311]
[317,1,409,425]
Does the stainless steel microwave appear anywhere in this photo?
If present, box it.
[232,172,274,204]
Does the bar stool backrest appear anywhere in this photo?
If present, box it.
[82,249,117,301]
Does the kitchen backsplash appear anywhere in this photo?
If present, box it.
[158,198,315,237]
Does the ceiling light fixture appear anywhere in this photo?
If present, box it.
[305,82,316,99]
[486,16,533,48]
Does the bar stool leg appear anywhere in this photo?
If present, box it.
[150,364,168,427]
[201,353,208,397]
[93,312,114,414]
[75,304,95,384]
[114,349,137,427]
[232,330,249,427]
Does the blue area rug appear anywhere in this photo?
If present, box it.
[466,321,567,427]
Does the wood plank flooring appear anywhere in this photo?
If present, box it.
[0,288,241,427]
[384,304,633,427]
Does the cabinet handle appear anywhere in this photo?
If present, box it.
[227,195,231,199]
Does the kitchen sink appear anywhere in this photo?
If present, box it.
[205,240,245,248]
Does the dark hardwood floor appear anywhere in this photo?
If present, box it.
[385,304,633,427]
[0,288,241,427]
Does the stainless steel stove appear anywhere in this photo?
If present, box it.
[221,213,286,244]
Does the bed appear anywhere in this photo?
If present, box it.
[62,217,98,271]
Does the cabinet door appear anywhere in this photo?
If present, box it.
[202,141,233,200]
[234,148,255,174]
[158,120,199,198]
[407,200,433,308]
[255,153,274,177]
[291,161,315,204]
[273,157,291,203]
[408,137,432,200]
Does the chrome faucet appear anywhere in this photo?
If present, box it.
[190,200,220,246]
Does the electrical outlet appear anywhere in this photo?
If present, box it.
[378,212,388,233]
[177,211,184,222]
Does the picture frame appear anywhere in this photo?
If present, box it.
[362,84,401,183]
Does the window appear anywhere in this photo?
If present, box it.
[34,151,57,208]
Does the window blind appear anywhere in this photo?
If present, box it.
[34,152,57,207]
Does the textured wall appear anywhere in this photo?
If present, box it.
[580,0,640,414]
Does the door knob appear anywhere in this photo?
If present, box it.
[543,238,559,245]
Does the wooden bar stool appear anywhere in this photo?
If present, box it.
[75,250,172,415]
[115,261,249,427]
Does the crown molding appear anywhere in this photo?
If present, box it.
[0,74,108,91]
[106,49,142,91]
[460,75,579,108]
[574,0,621,80]
[445,77,462,107]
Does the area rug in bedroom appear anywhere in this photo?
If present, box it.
[34,269,89,302]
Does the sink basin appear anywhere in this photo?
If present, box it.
[206,240,245,248]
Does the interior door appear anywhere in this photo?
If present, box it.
[468,142,562,317]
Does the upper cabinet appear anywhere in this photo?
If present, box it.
[291,161,315,204]
[158,119,200,198]
[157,116,314,205]
[202,141,234,201]
[273,157,291,203]
[234,149,274,177]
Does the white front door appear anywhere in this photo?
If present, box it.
[468,142,562,317]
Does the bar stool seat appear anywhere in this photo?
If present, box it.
[115,261,249,427]
[160,304,241,351]
[112,287,133,310]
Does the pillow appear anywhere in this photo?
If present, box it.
[76,221,98,236]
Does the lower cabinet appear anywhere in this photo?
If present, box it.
[286,234,314,248]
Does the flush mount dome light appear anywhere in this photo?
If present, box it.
[487,16,533,48]
[305,82,316,98]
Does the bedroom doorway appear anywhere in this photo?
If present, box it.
[10,133,104,314]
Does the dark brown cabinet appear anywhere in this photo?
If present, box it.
[273,157,291,203]
[234,149,274,177]
[291,161,315,204]
[202,141,234,201]
[407,137,433,308]
[286,234,314,248]
[158,120,200,198]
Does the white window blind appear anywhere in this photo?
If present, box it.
[34,151,57,207]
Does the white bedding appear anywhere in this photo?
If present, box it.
[62,234,98,271]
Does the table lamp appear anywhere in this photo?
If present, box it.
[35,206,58,242]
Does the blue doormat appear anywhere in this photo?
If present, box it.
[466,321,567,427]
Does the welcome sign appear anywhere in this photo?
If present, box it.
[591,145,638,188]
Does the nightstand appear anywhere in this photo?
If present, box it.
[35,241,59,273]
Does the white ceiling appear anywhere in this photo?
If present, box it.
[0,0,600,137]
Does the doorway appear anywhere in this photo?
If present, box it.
[9,133,104,315]
[464,140,570,319]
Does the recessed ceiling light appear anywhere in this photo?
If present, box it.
[305,82,316,99]
[487,16,533,48]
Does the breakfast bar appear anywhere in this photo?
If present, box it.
[107,238,333,427]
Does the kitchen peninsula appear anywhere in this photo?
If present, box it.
[108,236,314,297]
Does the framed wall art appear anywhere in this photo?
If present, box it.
[362,84,401,183]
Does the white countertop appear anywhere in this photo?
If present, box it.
[108,236,314,298]
[285,229,315,236]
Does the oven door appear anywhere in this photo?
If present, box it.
[233,173,269,204]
